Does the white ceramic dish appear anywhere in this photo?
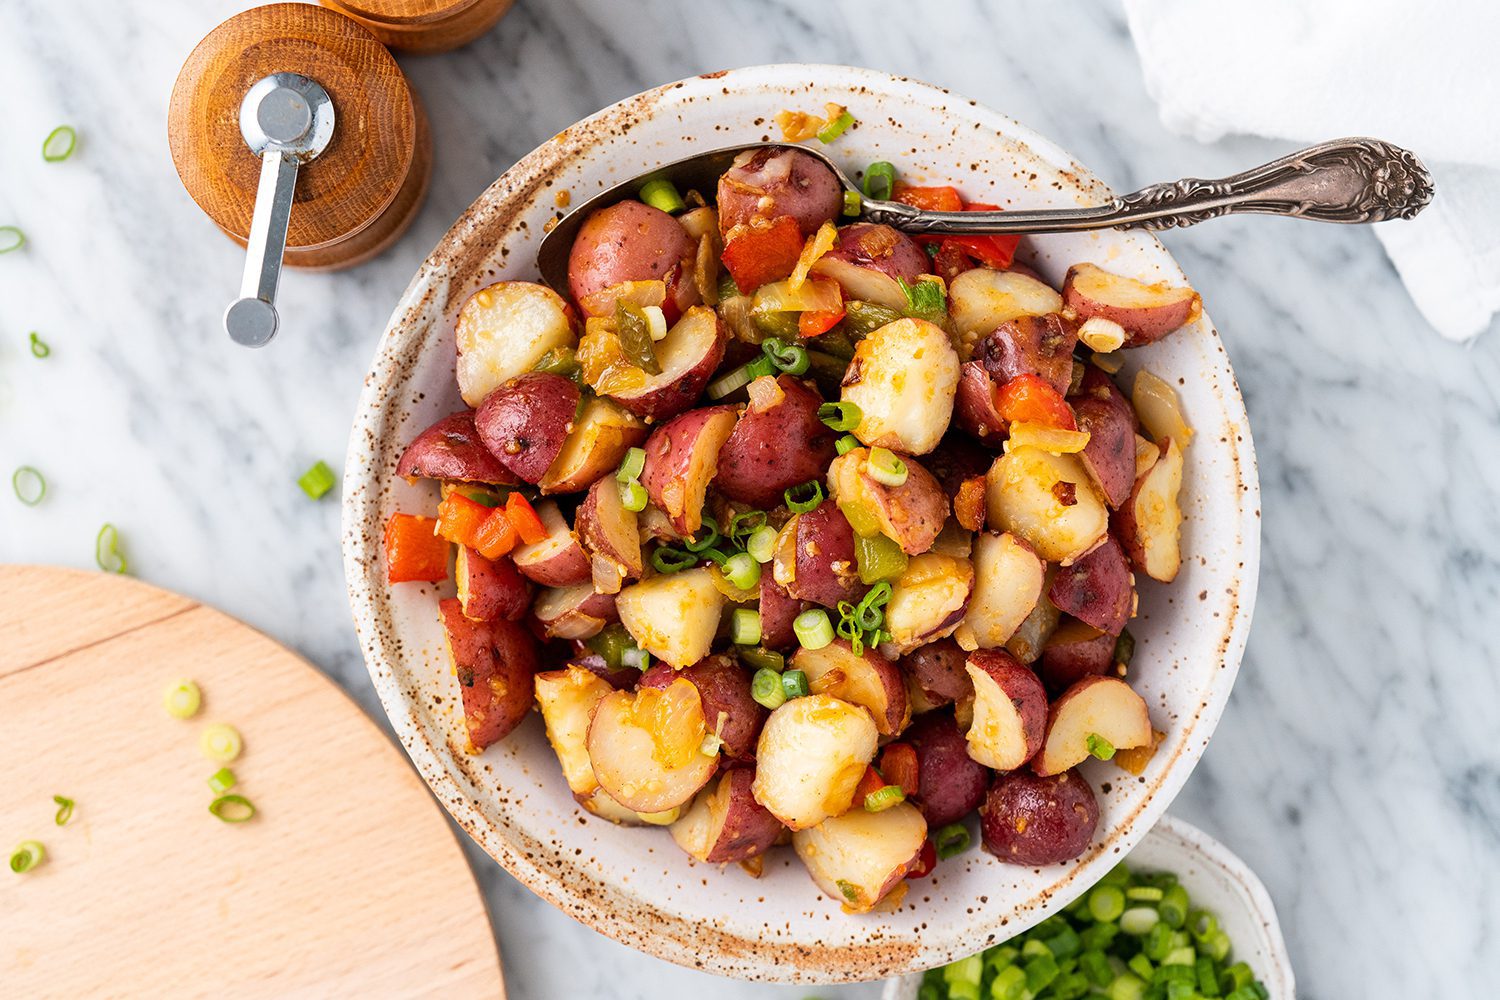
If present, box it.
[880,815,1296,999]
[342,64,1260,983]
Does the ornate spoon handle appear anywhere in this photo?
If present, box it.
[862,137,1434,235]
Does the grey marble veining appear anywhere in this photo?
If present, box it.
[1,1,1495,997]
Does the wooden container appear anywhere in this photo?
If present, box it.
[319,0,512,54]
[168,3,431,272]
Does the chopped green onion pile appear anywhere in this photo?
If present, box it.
[920,863,1269,1000]
[42,125,77,163]
[9,840,45,874]
[297,460,336,500]
[28,331,50,358]
[95,522,127,574]
[12,466,46,506]
[52,795,74,826]
[0,226,25,254]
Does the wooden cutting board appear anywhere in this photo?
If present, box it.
[0,565,504,998]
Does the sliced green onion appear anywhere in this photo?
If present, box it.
[783,480,824,514]
[618,478,648,512]
[620,646,650,672]
[729,607,762,645]
[9,841,44,873]
[727,509,766,541]
[42,125,77,162]
[817,400,862,432]
[585,623,633,671]
[698,731,723,756]
[532,345,581,380]
[933,822,971,859]
[53,795,74,826]
[738,646,784,674]
[698,547,729,567]
[28,332,50,358]
[684,516,720,553]
[745,524,778,564]
[1120,906,1160,935]
[816,110,855,143]
[12,466,45,506]
[761,337,810,376]
[1088,884,1126,922]
[1160,883,1190,927]
[706,360,767,400]
[855,533,907,584]
[163,679,201,719]
[207,768,238,795]
[95,522,127,574]
[617,446,646,483]
[200,723,243,763]
[0,226,25,254]
[866,447,908,487]
[862,161,896,202]
[864,783,905,812]
[1126,885,1164,902]
[639,178,686,215]
[842,189,862,216]
[1086,732,1116,760]
[835,434,860,456]
[650,545,696,573]
[750,667,787,710]
[297,460,336,500]
[780,668,809,700]
[722,551,761,591]
[208,794,256,823]
[793,608,833,649]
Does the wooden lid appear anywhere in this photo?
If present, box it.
[168,3,416,251]
[332,0,480,26]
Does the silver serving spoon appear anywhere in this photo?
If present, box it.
[536,136,1433,293]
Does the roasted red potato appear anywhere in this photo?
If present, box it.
[532,583,617,641]
[641,405,739,535]
[1062,262,1202,347]
[758,573,805,650]
[900,638,973,708]
[828,448,949,557]
[1113,437,1185,583]
[587,678,720,813]
[793,639,909,736]
[511,500,591,587]
[905,709,990,828]
[980,768,1099,866]
[752,693,878,830]
[608,306,728,422]
[964,648,1047,771]
[439,598,539,752]
[671,768,784,864]
[396,410,519,485]
[474,372,581,484]
[455,546,531,621]
[615,567,726,669]
[986,446,1109,564]
[773,504,866,609]
[1039,618,1116,696]
[534,666,616,799]
[641,656,767,765]
[882,553,974,656]
[962,530,1044,649]
[1070,367,1138,509]
[568,200,698,317]
[717,147,844,239]
[455,281,577,407]
[539,395,648,495]
[576,476,643,594]
[792,800,927,912]
[1034,675,1152,776]
[1048,535,1134,635]
[972,313,1079,397]
[947,267,1064,360]
[714,375,837,509]
[953,361,1009,442]
[840,317,960,456]
[811,223,931,312]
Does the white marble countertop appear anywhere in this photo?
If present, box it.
[2,1,1495,997]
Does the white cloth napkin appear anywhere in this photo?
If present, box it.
[1123,0,1500,341]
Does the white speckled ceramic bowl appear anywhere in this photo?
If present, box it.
[880,815,1296,999]
[342,64,1260,983]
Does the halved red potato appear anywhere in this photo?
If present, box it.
[533,666,616,799]
[608,306,729,422]
[980,768,1099,866]
[1039,618,1116,696]
[455,546,531,622]
[986,446,1109,564]
[533,583,617,641]
[1062,262,1202,347]
[810,223,930,312]
[456,281,577,407]
[587,678,720,813]
[973,313,1079,396]
[758,572,805,650]
[640,656,767,764]
[882,553,974,656]
[512,500,591,587]
[900,638,973,707]
[615,567,725,668]
[752,694,879,830]
[714,375,836,509]
[1113,437,1185,582]
[948,267,1064,359]
[793,640,909,736]
[641,405,739,535]
[671,769,785,864]
[539,396,649,494]
[1047,535,1134,636]
[773,504,866,609]
[964,648,1047,771]
[568,200,698,317]
[953,361,1009,442]
[396,410,519,485]
[474,372,581,484]
[576,476,643,594]
[841,317,959,456]
[439,598,539,752]
[792,801,927,912]
[827,449,949,556]
[1033,675,1152,776]
[1070,376,1138,510]
[963,531,1045,649]
[905,710,990,827]
[717,147,843,239]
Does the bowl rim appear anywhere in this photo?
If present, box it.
[342,62,1261,982]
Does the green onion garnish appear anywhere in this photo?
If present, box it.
[95,522,127,574]
[617,446,646,483]
[706,359,771,400]
[863,783,905,812]
[200,723,243,763]
[816,110,855,144]
[866,447,908,487]
[745,524,778,564]
[639,178,686,215]
[727,509,766,542]
[297,460,336,500]
[722,552,761,592]
[862,161,896,202]
[698,731,723,757]
[783,480,824,514]
[0,226,25,254]
[750,667,786,710]
[728,607,762,646]
[842,189,862,216]
[207,767,238,795]
[208,794,256,823]
[12,466,45,506]
[1086,732,1116,760]
[42,125,77,162]
[1088,884,1126,922]
[898,276,948,321]
[620,646,650,672]
[760,337,810,376]
[650,545,697,574]
[53,796,74,826]
[835,434,860,456]
[683,515,721,553]
[792,608,833,650]
[933,822,971,859]
[28,332,50,358]
[9,841,45,873]
[618,478,648,512]
[164,679,202,719]
[817,400,862,432]
[780,668,809,700]
[835,879,860,903]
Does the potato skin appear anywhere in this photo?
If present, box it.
[831,449,950,557]
[964,648,1048,771]
[1047,536,1133,636]
[901,638,973,707]
[979,768,1100,866]
[610,306,729,423]
[396,410,519,485]
[953,362,1008,442]
[474,373,581,484]
[440,598,539,752]
[906,710,990,827]
[811,223,931,312]
[672,769,785,864]
[641,656,767,765]
[456,547,532,622]
[568,200,697,315]
[758,573,805,650]
[1062,262,1201,347]
[714,375,837,509]
[973,313,1079,396]
[717,147,843,238]
[1069,366,1138,509]
[1038,618,1115,696]
[781,503,867,609]
[641,405,739,534]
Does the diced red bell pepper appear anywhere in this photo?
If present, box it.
[798,306,846,338]
[878,742,920,798]
[855,764,887,803]
[893,183,964,212]
[996,373,1077,431]
[504,493,547,545]
[943,202,1020,269]
[906,838,937,880]
[472,507,520,561]
[384,513,449,584]
[435,493,493,548]
[721,216,804,292]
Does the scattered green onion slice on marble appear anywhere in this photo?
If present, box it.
[208,794,256,824]
[28,332,50,358]
[95,522,127,574]
[0,226,25,254]
[164,679,201,719]
[53,796,75,826]
[12,466,46,506]
[9,841,45,873]
[200,723,243,763]
[297,460,336,500]
[42,125,77,162]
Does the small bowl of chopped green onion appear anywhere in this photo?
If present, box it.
[881,816,1294,1000]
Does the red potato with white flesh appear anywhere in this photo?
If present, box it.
[972,313,1079,397]
[641,405,739,535]
[568,200,698,317]
[751,693,879,830]
[512,501,591,587]
[615,567,726,668]
[539,396,648,494]
[1062,262,1202,348]
[1070,371,1138,510]
[1047,535,1134,636]
[1034,675,1152,776]
[532,583,617,641]
[948,267,1064,359]
[1039,618,1116,696]
[576,476,643,594]
[840,317,960,457]
[810,223,931,312]
[455,546,531,622]
[473,372,581,484]
[792,801,927,913]
[980,768,1099,866]
[714,375,837,509]
[900,638,972,708]
[758,573,805,650]
[881,553,974,656]
[671,769,784,864]
[792,640,909,737]
[640,656,767,764]
[963,648,1048,771]
[828,449,949,557]
[1113,437,1185,583]
[439,598,539,752]
[396,410,519,485]
[986,446,1109,564]
[774,504,866,609]
[587,678,720,813]
[455,281,577,407]
[717,147,843,239]
[905,709,989,827]
[953,361,1009,442]
[608,306,729,422]
[533,666,616,799]
[963,531,1045,649]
